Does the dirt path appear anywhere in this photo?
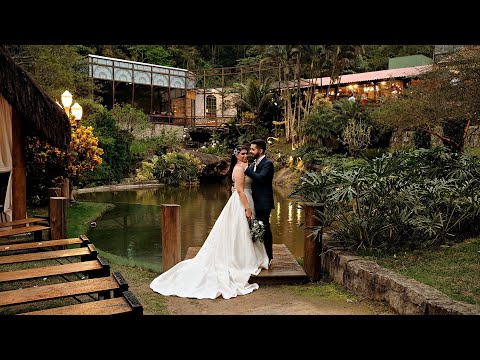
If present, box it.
[164,283,394,315]
[109,261,394,315]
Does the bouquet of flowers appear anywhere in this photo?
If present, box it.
[249,218,265,243]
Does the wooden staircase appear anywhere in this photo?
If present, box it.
[0,231,143,315]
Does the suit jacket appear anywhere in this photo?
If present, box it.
[244,156,274,210]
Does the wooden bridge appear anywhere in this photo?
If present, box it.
[185,244,308,285]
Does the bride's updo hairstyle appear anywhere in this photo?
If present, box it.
[227,144,248,188]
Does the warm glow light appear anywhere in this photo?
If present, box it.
[297,206,302,226]
[71,102,83,120]
[61,90,73,108]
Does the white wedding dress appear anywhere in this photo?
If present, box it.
[149,175,269,299]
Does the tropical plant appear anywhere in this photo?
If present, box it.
[289,147,480,254]
[152,152,205,186]
[233,77,278,131]
[341,120,372,157]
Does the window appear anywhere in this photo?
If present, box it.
[206,95,216,118]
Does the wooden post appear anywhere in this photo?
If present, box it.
[49,196,67,240]
[11,109,26,222]
[48,187,62,198]
[47,187,61,219]
[161,204,181,272]
[60,178,70,202]
[303,202,324,281]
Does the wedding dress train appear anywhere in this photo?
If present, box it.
[149,175,269,299]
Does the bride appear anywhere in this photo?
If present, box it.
[149,145,269,299]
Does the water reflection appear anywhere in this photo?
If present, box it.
[77,183,305,272]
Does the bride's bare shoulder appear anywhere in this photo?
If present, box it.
[234,164,247,171]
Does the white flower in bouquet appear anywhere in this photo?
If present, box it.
[249,218,265,243]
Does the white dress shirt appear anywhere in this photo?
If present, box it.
[253,154,265,172]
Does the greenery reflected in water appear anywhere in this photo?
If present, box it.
[77,183,304,272]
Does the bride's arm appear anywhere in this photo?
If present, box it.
[233,167,252,220]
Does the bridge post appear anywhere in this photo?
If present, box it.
[161,204,181,272]
[303,202,324,281]
[49,196,67,241]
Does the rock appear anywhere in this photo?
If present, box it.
[184,150,230,180]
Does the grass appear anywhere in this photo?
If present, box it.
[28,201,115,238]
[96,250,168,315]
[281,281,352,300]
[373,237,480,306]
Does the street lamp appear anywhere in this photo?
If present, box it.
[60,90,82,127]
[71,102,83,127]
[61,90,73,117]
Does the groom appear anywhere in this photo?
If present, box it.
[244,139,275,266]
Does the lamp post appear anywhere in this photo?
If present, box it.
[58,90,83,203]
[60,90,82,127]
[61,90,73,117]
[70,102,83,128]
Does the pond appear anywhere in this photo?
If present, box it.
[76,183,306,272]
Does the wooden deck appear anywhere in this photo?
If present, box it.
[184,243,308,285]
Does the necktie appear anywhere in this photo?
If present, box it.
[253,160,257,172]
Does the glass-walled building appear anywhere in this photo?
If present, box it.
[87,55,196,126]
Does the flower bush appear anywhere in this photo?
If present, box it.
[26,123,103,204]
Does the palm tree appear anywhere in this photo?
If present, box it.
[325,45,365,99]
[260,45,300,142]
[232,77,277,130]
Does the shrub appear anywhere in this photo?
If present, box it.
[82,109,133,184]
[289,147,480,254]
[152,152,205,186]
[413,129,432,149]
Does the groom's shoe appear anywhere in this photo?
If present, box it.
[268,258,273,268]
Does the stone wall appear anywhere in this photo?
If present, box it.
[321,243,480,315]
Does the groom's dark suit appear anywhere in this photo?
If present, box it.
[244,156,275,261]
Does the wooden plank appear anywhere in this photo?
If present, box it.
[0,218,47,229]
[18,297,133,315]
[185,244,308,285]
[0,275,120,307]
[0,247,91,265]
[0,225,50,238]
[0,260,103,282]
[0,238,84,253]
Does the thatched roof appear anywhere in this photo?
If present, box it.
[0,46,71,150]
